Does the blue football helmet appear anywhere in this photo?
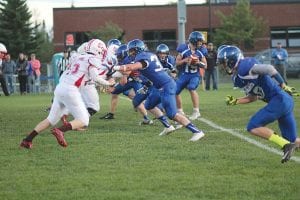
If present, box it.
[188,31,204,46]
[156,44,169,54]
[107,39,121,47]
[115,44,128,62]
[127,39,146,56]
[217,45,230,54]
[217,46,244,75]
[156,44,169,62]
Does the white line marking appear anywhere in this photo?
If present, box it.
[198,117,300,163]
[120,95,300,163]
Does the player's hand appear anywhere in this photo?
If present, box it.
[283,85,300,96]
[137,86,148,95]
[112,65,120,71]
[107,78,115,87]
[225,95,238,106]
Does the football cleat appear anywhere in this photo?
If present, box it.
[189,111,201,120]
[100,113,114,119]
[281,143,297,163]
[51,128,68,147]
[159,125,176,136]
[139,119,154,125]
[189,131,205,142]
[20,140,33,149]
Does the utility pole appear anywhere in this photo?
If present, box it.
[177,0,187,45]
[208,0,212,42]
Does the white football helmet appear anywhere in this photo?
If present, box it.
[0,43,7,59]
[0,43,7,53]
[77,42,88,54]
[86,39,107,60]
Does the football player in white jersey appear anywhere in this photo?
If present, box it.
[20,39,115,149]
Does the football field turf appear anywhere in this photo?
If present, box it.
[0,81,299,200]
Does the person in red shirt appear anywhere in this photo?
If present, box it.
[29,53,41,93]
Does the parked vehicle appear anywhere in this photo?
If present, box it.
[254,49,300,78]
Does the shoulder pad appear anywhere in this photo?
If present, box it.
[176,43,188,53]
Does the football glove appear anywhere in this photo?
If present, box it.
[283,85,300,96]
[137,86,148,95]
[225,95,238,106]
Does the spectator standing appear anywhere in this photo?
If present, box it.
[271,42,288,83]
[16,53,28,95]
[30,53,41,93]
[2,54,16,94]
[27,60,34,93]
[0,43,9,96]
[205,43,218,90]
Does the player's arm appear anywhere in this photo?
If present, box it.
[237,94,258,104]
[113,61,144,72]
[89,67,115,86]
[250,64,286,87]
[176,54,191,67]
[199,56,207,69]
[226,94,257,106]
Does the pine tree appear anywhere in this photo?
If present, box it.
[0,0,39,58]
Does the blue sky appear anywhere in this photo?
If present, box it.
[27,0,206,31]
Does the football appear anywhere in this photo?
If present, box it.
[190,54,199,64]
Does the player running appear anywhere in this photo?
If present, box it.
[113,39,205,141]
[217,45,299,163]
[20,39,115,149]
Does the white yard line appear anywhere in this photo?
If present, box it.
[198,117,300,164]
[119,95,300,163]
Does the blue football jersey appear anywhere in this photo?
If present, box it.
[120,55,135,65]
[135,52,173,89]
[234,57,284,102]
[159,55,176,72]
[176,43,204,74]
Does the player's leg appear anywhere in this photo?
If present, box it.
[162,81,204,141]
[278,111,299,148]
[247,97,297,162]
[132,81,153,124]
[144,88,174,134]
[175,76,187,115]
[20,95,65,149]
[187,75,201,120]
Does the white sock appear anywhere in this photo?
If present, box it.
[193,108,199,113]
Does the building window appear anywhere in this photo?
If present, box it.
[270,27,300,48]
[143,30,176,52]
[288,29,300,47]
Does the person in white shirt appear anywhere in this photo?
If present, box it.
[20,39,115,149]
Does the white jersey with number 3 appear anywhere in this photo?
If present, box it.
[60,53,104,88]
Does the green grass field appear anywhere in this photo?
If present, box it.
[0,80,300,200]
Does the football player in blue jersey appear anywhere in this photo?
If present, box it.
[113,39,205,141]
[156,44,177,79]
[100,44,153,125]
[217,45,299,163]
[175,31,207,120]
